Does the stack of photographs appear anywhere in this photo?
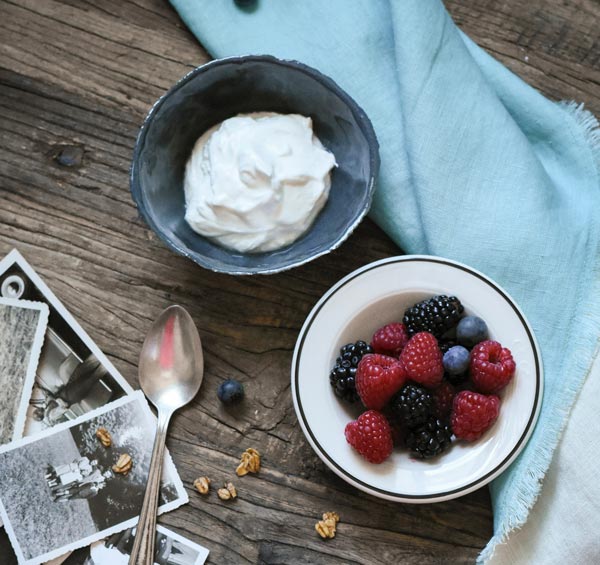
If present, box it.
[0,250,208,565]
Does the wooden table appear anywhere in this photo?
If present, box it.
[0,1,598,563]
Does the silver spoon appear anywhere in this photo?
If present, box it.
[129,305,204,565]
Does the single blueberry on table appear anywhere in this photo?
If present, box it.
[456,316,489,348]
[443,346,470,375]
[218,379,245,405]
[234,0,257,8]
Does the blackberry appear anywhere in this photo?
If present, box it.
[390,383,434,428]
[439,339,458,355]
[403,295,464,338]
[329,341,373,402]
[444,371,468,387]
[406,417,453,459]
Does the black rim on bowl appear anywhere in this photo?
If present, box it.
[130,55,380,275]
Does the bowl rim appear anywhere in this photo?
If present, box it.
[130,54,380,275]
[291,255,544,503]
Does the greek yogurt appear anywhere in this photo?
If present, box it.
[183,112,336,253]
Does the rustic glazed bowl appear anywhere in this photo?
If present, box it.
[130,55,379,275]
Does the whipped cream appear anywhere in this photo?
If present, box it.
[183,112,336,253]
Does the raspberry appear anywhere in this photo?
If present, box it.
[345,410,393,464]
[470,340,516,394]
[432,381,455,418]
[399,332,444,388]
[356,354,407,410]
[371,323,409,357]
[451,391,500,441]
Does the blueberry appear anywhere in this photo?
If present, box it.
[217,379,245,405]
[443,346,470,375]
[456,316,488,348]
[234,0,256,8]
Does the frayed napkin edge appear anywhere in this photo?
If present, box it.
[479,100,600,564]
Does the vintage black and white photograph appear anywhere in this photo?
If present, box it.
[61,525,209,565]
[0,250,133,437]
[0,392,188,565]
[0,296,48,446]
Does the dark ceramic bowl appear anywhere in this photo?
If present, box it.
[130,55,379,275]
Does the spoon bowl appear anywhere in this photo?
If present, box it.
[139,305,204,411]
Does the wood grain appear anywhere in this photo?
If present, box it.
[0,0,598,563]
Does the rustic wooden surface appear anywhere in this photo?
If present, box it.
[0,0,598,563]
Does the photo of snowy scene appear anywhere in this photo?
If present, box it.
[0,256,130,438]
[0,298,47,445]
[0,394,184,563]
[62,525,208,565]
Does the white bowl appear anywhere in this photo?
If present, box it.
[291,256,543,503]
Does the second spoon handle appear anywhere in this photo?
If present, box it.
[129,409,171,565]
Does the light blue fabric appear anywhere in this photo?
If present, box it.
[169,0,600,560]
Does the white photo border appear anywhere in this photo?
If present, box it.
[155,525,209,565]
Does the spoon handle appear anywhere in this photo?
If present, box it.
[129,410,171,565]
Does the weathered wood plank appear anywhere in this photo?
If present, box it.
[446,0,600,113]
[0,0,598,562]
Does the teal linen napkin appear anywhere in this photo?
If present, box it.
[169,0,600,560]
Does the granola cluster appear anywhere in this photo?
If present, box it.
[112,453,133,475]
[217,482,238,501]
[193,476,211,495]
[315,512,340,539]
[236,448,260,476]
[95,427,112,448]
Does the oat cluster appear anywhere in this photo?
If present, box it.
[217,482,237,501]
[193,476,211,495]
[236,448,260,476]
[112,453,133,475]
[315,512,340,539]
[95,427,112,448]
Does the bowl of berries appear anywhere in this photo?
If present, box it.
[291,256,543,502]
